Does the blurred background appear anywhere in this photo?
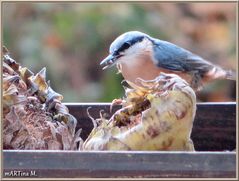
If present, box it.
[2,2,237,102]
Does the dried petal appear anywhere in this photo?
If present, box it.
[28,67,48,95]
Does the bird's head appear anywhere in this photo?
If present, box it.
[100,31,153,70]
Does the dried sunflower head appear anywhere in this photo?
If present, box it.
[2,47,82,150]
[83,73,196,151]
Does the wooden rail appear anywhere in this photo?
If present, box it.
[3,102,237,178]
[3,150,236,178]
[66,102,236,151]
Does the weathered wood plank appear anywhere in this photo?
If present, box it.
[3,150,236,178]
[64,102,236,151]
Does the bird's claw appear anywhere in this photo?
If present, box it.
[110,98,124,113]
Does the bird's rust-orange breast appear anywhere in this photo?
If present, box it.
[119,53,192,86]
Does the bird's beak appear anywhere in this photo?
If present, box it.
[100,54,118,70]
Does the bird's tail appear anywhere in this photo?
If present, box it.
[206,66,236,81]
[225,69,236,80]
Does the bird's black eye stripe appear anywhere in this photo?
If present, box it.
[117,36,144,54]
[114,43,130,56]
[118,42,131,52]
[114,36,145,55]
[131,36,144,45]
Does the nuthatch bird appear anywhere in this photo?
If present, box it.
[100,31,235,90]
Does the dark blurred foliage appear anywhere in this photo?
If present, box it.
[2,2,237,102]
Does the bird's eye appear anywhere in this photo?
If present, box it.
[117,42,131,53]
[121,42,131,50]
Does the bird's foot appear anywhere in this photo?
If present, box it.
[110,98,125,113]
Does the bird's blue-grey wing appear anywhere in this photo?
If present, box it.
[152,39,214,73]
